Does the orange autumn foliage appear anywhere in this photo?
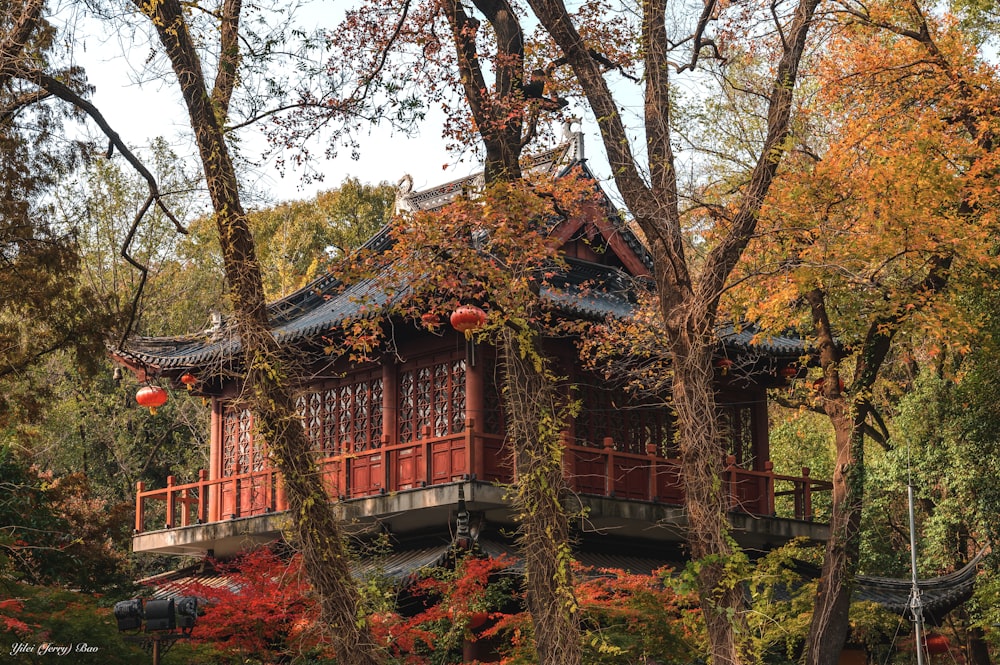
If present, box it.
[731,5,1000,352]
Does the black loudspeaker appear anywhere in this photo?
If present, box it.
[176,596,199,630]
[144,598,176,631]
[112,599,143,631]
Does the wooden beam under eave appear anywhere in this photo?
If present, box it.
[108,350,162,383]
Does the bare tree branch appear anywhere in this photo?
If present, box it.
[211,0,242,116]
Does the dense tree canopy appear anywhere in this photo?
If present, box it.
[726,3,1000,660]
[2,0,1000,663]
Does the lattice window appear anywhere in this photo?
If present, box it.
[720,405,756,468]
[398,357,466,441]
[221,405,260,475]
[337,385,352,446]
[433,363,449,436]
[341,376,382,451]
[308,392,325,452]
[295,393,307,440]
[450,360,466,434]
[298,373,384,453]
[370,378,384,446]
[626,407,676,456]
[399,369,415,443]
[575,381,674,455]
[223,410,237,476]
[416,366,432,436]
[321,388,338,454]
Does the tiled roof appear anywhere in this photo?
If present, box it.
[356,543,454,584]
[395,133,653,273]
[122,270,397,369]
[145,545,983,624]
[478,539,677,577]
[118,256,638,370]
[145,544,455,600]
[142,563,241,600]
[396,138,583,212]
[117,135,803,371]
[716,323,812,359]
[120,279,810,371]
[121,261,807,371]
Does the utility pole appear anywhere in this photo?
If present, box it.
[907,482,925,665]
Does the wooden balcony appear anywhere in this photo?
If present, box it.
[134,419,831,538]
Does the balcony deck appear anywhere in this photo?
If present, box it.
[133,421,832,557]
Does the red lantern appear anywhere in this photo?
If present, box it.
[450,305,487,335]
[780,366,798,379]
[180,373,198,391]
[924,632,950,655]
[714,358,734,375]
[136,385,168,415]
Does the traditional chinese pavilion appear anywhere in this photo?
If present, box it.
[115,133,832,565]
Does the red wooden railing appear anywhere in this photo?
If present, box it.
[134,421,832,533]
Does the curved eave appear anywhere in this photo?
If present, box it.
[119,274,396,371]
[717,324,813,360]
[561,160,655,275]
[541,283,633,321]
[854,551,985,622]
[118,302,813,373]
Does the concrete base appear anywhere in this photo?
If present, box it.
[133,481,830,558]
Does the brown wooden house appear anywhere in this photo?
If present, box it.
[115,135,831,566]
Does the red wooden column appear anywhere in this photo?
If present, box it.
[801,466,813,520]
[275,467,288,512]
[377,359,398,497]
[382,357,398,447]
[751,389,770,471]
[646,443,658,502]
[198,469,209,523]
[465,351,485,480]
[563,431,576,487]
[763,460,775,515]
[165,475,176,528]
[603,437,615,496]
[208,398,223,522]
[135,481,145,533]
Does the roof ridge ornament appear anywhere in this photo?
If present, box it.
[394,174,415,214]
[562,117,583,163]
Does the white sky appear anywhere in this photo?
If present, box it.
[55,3,622,210]
[51,4,487,208]
[76,55,465,205]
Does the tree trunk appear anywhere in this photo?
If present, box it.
[522,2,820,659]
[671,332,750,665]
[802,278,942,665]
[804,406,864,665]
[132,2,380,663]
[500,326,581,665]
[438,0,581,656]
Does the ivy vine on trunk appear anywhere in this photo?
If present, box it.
[524,1,822,662]
[130,1,381,662]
